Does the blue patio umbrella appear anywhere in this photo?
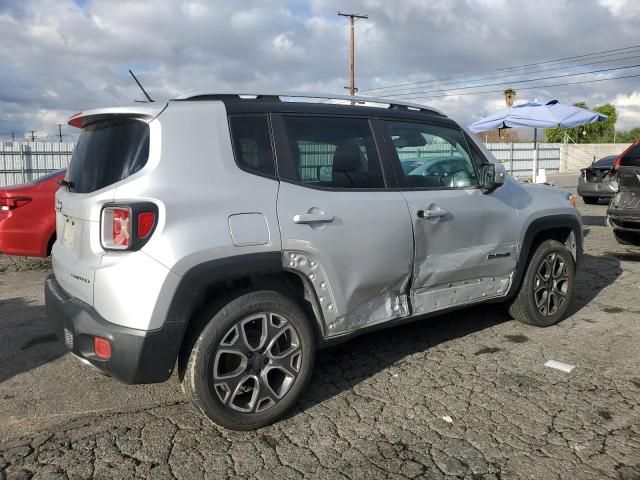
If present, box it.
[468,100,607,181]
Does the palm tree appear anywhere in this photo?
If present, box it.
[504,89,516,107]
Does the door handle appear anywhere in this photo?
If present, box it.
[417,208,449,219]
[293,212,335,224]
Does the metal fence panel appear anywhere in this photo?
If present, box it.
[0,140,561,187]
[485,142,561,178]
[0,141,74,187]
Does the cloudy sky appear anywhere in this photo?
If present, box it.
[1,0,639,141]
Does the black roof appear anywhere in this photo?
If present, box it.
[174,93,456,126]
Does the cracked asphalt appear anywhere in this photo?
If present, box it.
[1,175,639,479]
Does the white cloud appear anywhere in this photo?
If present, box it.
[598,0,640,16]
[0,0,639,139]
[612,90,640,130]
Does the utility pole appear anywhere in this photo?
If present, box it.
[29,130,35,142]
[57,124,64,142]
[338,11,368,99]
[11,132,15,142]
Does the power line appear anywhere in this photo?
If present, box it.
[363,44,640,93]
[382,63,640,98]
[366,53,640,95]
[361,44,640,93]
[387,72,640,100]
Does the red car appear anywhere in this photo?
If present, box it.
[0,169,65,257]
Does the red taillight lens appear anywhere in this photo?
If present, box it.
[0,196,31,211]
[94,337,112,360]
[137,211,155,239]
[101,206,131,250]
[113,209,130,246]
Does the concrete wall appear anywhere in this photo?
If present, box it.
[559,143,631,173]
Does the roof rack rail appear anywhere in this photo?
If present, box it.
[172,91,444,116]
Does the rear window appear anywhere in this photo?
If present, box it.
[68,118,150,193]
[620,144,640,168]
[593,155,616,167]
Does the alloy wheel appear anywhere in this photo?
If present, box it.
[212,312,303,413]
[533,252,570,317]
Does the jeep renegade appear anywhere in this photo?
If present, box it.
[46,92,582,430]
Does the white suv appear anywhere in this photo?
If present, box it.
[46,92,582,430]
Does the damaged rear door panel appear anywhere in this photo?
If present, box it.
[273,114,414,337]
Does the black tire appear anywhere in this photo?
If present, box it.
[613,230,640,246]
[582,196,599,205]
[508,239,575,327]
[182,290,315,430]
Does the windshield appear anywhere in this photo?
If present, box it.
[67,118,150,193]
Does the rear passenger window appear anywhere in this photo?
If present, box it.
[229,116,275,177]
[279,116,385,189]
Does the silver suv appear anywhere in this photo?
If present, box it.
[46,92,582,430]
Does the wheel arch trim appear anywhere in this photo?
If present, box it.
[508,214,583,297]
[158,252,330,379]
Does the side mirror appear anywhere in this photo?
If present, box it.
[479,163,506,193]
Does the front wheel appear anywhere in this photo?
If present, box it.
[582,196,599,205]
[182,290,315,430]
[508,239,575,327]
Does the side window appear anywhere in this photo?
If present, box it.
[279,116,385,189]
[229,115,275,177]
[384,121,479,189]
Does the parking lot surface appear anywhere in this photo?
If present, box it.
[1,175,639,479]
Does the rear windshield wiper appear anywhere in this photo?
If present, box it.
[57,179,75,191]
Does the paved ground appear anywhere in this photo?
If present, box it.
[1,175,639,479]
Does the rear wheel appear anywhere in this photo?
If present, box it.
[508,239,575,327]
[613,230,640,246]
[182,290,315,430]
[582,196,599,205]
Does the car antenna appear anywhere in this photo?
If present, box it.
[129,69,154,103]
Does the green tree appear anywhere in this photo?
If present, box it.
[544,102,617,143]
[616,127,640,143]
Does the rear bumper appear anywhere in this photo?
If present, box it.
[607,207,640,232]
[577,179,617,197]
[44,273,181,384]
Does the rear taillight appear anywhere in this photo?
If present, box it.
[100,204,157,251]
[102,206,131,250]
[0,196,31,211]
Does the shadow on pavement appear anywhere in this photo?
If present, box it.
[581,215,607,227]
[567,252,622,317]
[298,251,622,413]
[0,297,64,384]
[297,302,509,413]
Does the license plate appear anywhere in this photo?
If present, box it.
[62,219,75,248]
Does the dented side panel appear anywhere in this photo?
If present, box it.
[277,182,414,338]
[403,182,520,293]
